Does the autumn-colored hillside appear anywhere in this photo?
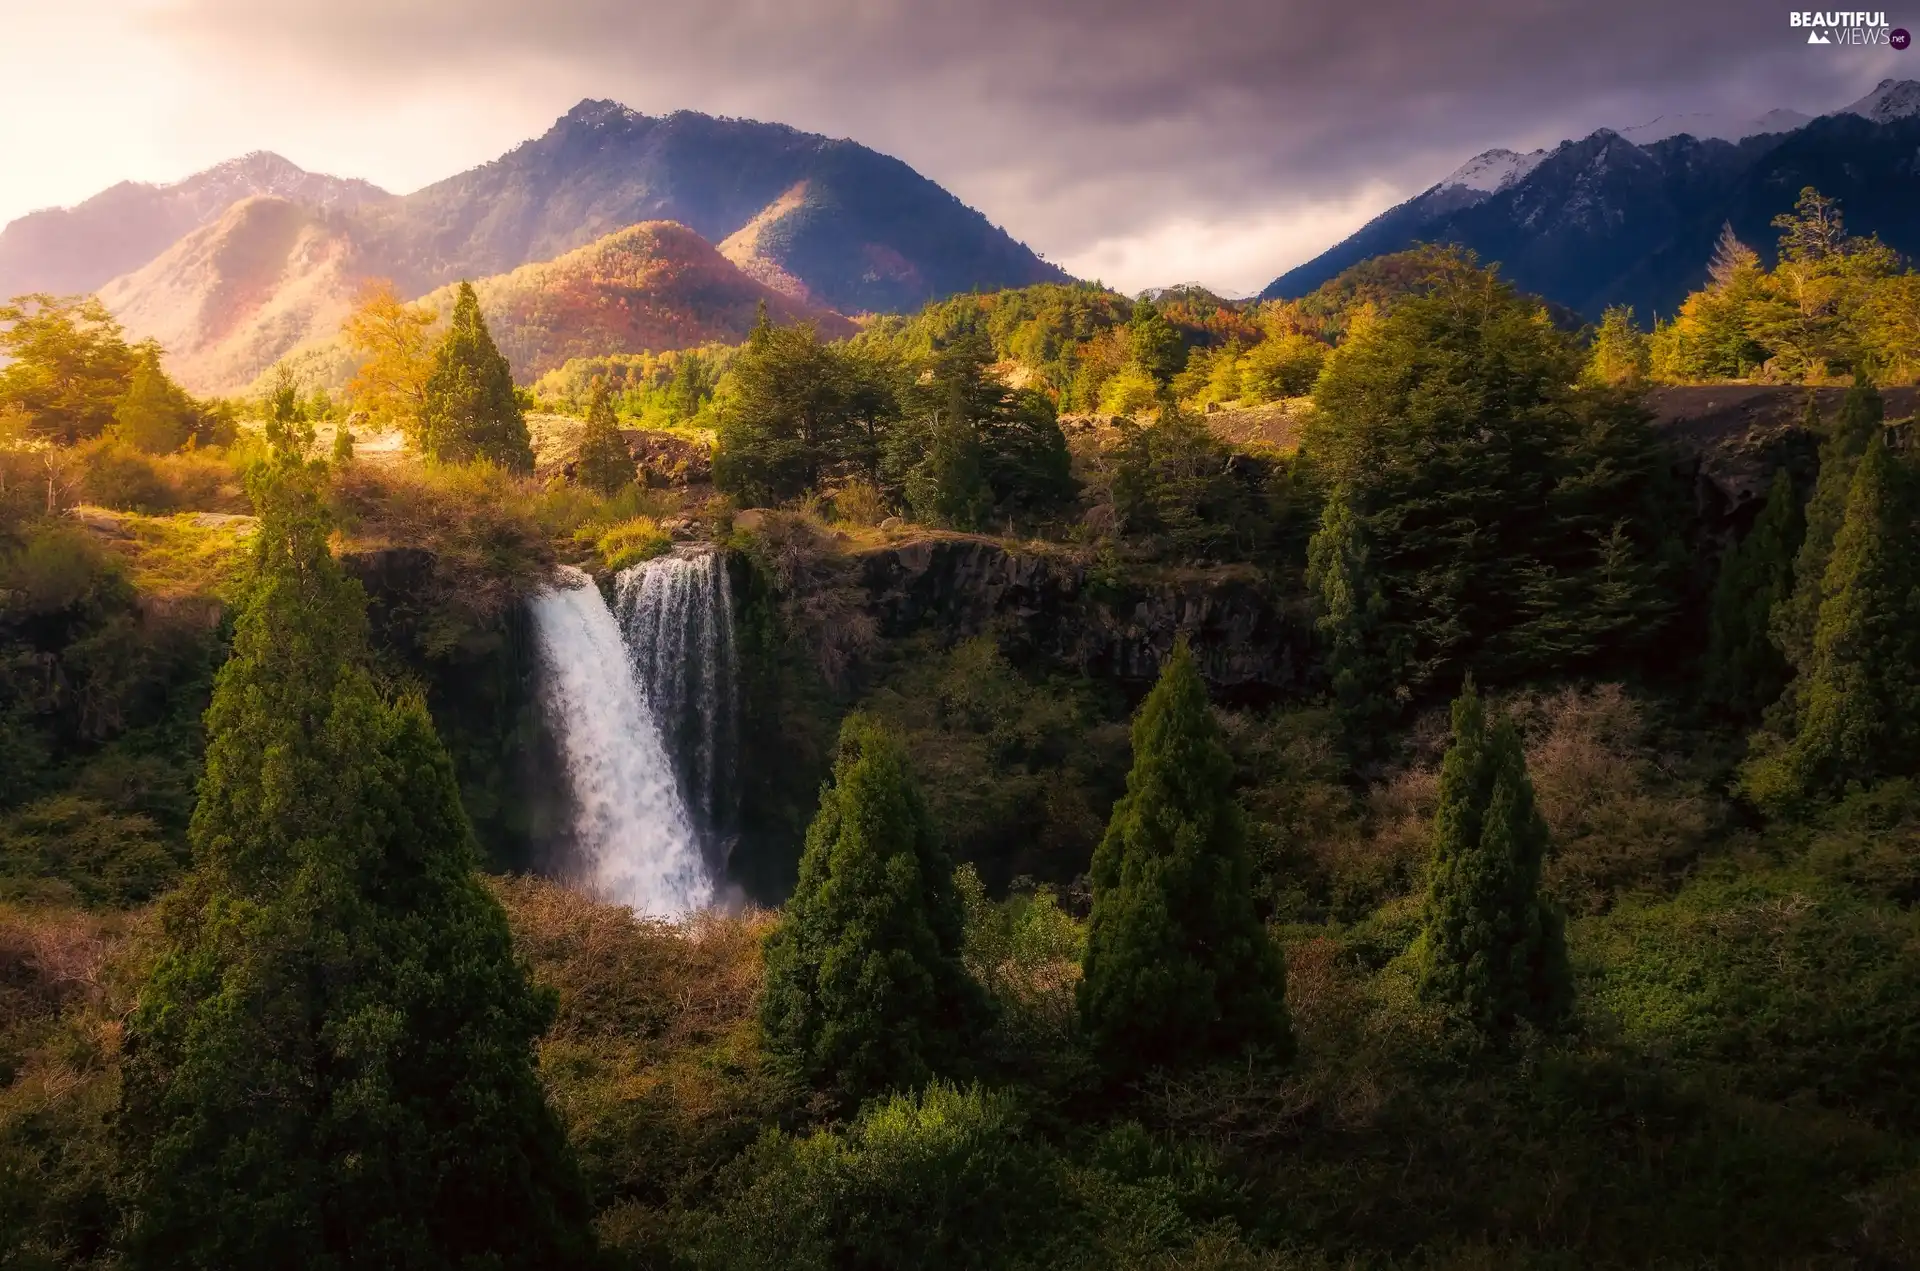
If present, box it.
[417,220,856,382]
[99,195,368,395]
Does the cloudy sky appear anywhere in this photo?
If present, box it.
[0,0,1905,293]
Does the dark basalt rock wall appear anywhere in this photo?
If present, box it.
[341,547,565,872]
[1651,385,1920,536]
[854,536,1315,703]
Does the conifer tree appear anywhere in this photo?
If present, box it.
[1307,484,1395,752]
[1744,434,1920,810]
[902,410,990,529]
[1773,380,1882,695]
[1705,468,1804,718]
[573,379,635,496]
[1414,679,1571,1036]
[759,713,985,1107]
[1586,305,1651,388]
[120,452,592,1268]
[418,282,534,471]
[1127,298,1185,388]
[1078,639,1292,1072]
[111,343,192,454]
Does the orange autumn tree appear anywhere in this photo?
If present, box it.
[342,279,436,437]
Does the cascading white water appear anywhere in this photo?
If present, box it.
[613,548,738,864]
[528,565,712,916]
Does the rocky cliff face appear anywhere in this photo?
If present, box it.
[1651,385,1920,534]
[854,536,1314,702]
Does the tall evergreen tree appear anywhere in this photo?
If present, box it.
[1705,468,1805,718]
[1307,484,1395,751]
[1414,679,1571,1036]
[902,410,990,529]
[1127,298,1186,388]
[119,452,592,1268]
[1744,434,1920,811]
[1772,380,1882,701]
[418,282,534,471]
[1078,640,1291,1072]
[573,379,635,496]
[885,334,1074,529]
[713,322,894,505]
[760,713,985,1108]
[111,342,193,454]
[1309,257,1680,700]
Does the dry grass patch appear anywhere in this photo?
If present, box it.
[490,877,789,1207]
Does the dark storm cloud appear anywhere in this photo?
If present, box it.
[156,0,1902,289]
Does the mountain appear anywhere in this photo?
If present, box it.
[103,211,853,394]
[1262,79,1920,320]
[1618,107,1812,145]
[350,99,1066,315]
[97,195,372,395]
[415,220,855,381]
[0,153,390,302]
[59,99,1065,390]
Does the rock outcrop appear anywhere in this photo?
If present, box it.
[854,536,1313,702]
[1650,385,1920,532]
[623,429,713,488]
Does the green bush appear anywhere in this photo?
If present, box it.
[0,796,176,908]
[76,442,172,514]
[1582,866,1920,1128]
[681,1082,1063,1271]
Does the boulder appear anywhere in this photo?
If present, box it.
[620,429,713,487]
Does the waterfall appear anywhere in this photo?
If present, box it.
[613,547,738,868]
[528,565,712,917]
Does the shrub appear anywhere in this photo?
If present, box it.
[0,795,176,908]
[830,478,889,527]
[490,877,788,1210]
[956,864,1085,1044]
[593,516,670,574]
[76,442,172,514]
[1582,867,1920,1128]
[1508,684,1715,911]
[680,1082,1062,1271]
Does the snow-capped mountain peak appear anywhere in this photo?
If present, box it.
[1837,78,1920,123]
[1437,147,1548,194]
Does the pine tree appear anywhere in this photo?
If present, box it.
[1078,639,1292,1072]
[759,713,985,1107]
[1308,256,1679,696]
[1744,434,1920,810]
[111,342,192,454]
[902,410,990,529]
[1586,305,1650,388]
[418,282,534,471]
[1127,298,1185,388]
[1414,679,1571,1036]
[573,379,635,496]
[120,452,593,1268]
[1705,468,1804,718]
[1307,484,1395,748]
[1772,380,1883,710]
